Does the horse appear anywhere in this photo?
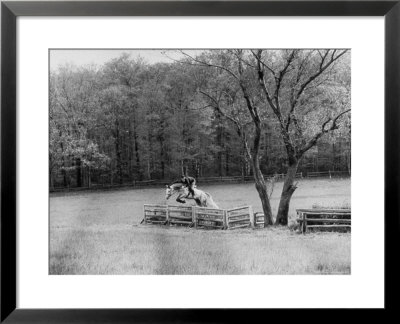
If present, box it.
[165,181,219,209]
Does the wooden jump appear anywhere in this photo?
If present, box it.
[142,206,351,232]
[142,205,256,230]
[296,208,351,234]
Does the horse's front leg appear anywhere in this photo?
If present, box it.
[176,193,186,204]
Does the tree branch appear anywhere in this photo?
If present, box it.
[250,50,276,77]
[286,49,348,131]
[274,50,296,103]
[178,50,240,81]
[253,50,279,116]
[298,108,351,157]
[253,50,298,158]
[199,90,241,126]
[291,49,348,110]
[199,90,252,161]
[236,51,261,126]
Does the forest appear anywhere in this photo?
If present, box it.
[50,49,351,225]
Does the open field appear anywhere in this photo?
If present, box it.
[50,178,351,274]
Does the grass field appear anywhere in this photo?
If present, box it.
[50,178,351,275]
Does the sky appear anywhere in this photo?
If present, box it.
[49,49,202,70]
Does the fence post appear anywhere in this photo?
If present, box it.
[143,205,146,224]
[249,206,254,228]
[223,210,228,229]
[165,205,169,225]
[192,206,197,228]
[329,170,332,179]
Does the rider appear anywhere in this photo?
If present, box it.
[181,175,196,198]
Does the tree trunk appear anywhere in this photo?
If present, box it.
[252,162,273,226]
[225,151,229,176]
[59,140,67,187]
[159,136,165,179]
[147,160,152,180]
[76,158,82,187]
[49,169,54,190]
[114,120,123,184]
[62,169,67,187]
[346,150,351,175]
[275,161,299,225]
[128,121,134,181]
[159,134,165,179]
[216,112,223,177]
[87,166,91,188]
[161,160,165,179]
[195,160,200,178]
[218,151,223,176]
[132,114,142,180]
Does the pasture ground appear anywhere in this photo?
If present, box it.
[50,178,351,274]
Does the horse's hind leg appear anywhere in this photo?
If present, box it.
[194,197,202,207]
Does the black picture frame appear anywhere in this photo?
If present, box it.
[1,1,399,322]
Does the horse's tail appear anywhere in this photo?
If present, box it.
[204,192,219,209]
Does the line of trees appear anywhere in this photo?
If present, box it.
[50,50,351,225]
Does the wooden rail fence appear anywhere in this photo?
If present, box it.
[142,206,351,232]
[142,205,256,230]
[51,170,350,192]
[296,208,351,233]
[254,212,267,228]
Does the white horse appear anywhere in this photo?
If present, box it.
[165,181,219,209]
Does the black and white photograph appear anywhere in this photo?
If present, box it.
[49,49,351,275]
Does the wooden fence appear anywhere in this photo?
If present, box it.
[51,170,350,192]
[142,206,351,232]
[296,208,351,233]
[305,170,350,178]
[142,205,255,230]
[226,206,254,229]
[254,212,267,228]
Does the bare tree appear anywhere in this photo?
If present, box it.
[252,49,350,225]
[182,50,274,225]
[181,49,350,226]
